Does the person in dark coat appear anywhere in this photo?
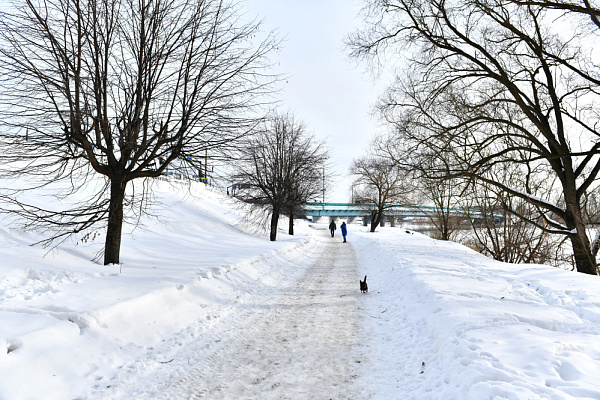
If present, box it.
[329,220,337,237]
[340,221,347,242]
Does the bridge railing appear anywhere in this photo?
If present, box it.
[302,202,497,219]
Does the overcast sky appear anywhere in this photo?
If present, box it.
[242,0,388,202]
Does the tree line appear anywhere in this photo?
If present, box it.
[347,0,600,274]
[4,0,599,275]
[0,0,328,264]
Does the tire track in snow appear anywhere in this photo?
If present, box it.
[109,229,371,399]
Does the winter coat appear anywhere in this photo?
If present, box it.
[329,221,336,230]
[340,223,347,236]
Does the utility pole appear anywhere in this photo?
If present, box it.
[322,166,325,210]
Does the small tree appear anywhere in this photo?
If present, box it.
[378,134,467,240]
[350,155,413,232]
[463,178,566,265]
[284,177,319,236]
[417,177,467,241]
[233,112,329,241]
[0,0,277,264]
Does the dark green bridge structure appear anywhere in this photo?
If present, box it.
[300,202,488,227]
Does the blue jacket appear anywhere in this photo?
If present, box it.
[340,223,347,235]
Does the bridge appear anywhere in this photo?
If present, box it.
[301,202,492,227]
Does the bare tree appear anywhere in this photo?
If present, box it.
[233,112,329,241]
[284,170,324,236]
[463,175,568,265]
[377,134,468,240]
[350,155,413,232]
[349,0,600,274]
[513,0,600,30]
[0,0,278,264]
[417,177,468,240]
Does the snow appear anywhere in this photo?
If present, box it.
[510,188,561,212]
[1,179,600,399]
[353,230,600,399]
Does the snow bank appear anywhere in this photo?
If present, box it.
[0,179,312,399]
[2,178,600,399]
[353,227,600,399]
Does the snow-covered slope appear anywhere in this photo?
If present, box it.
[353,229,600,399]
[0,179,310,398]
[1,178,600,399]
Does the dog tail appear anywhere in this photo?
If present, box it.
[364,275,367,282]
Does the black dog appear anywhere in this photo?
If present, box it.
[360,275,368,293]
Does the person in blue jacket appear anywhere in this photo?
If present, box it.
[340,221,347,243]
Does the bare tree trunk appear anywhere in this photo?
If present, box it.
[591,228,600,257]
[370,213,377,232]
[441,222,450,241]
[569,214,598,275]
[370,210,383,232]
[570,234,597,275]
[104,179,126,265]
[565,186,598,274]
[270,209,280,242]
[288,210,294,235]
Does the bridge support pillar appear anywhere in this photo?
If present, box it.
[390,217,396,227]
[362,217,369,227]
[347,217,356,224]
[312,216,321,223]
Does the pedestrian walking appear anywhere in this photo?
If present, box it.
[329,220,337,237]
[341,221,347,243]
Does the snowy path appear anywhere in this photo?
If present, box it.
[105,230,371,399]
